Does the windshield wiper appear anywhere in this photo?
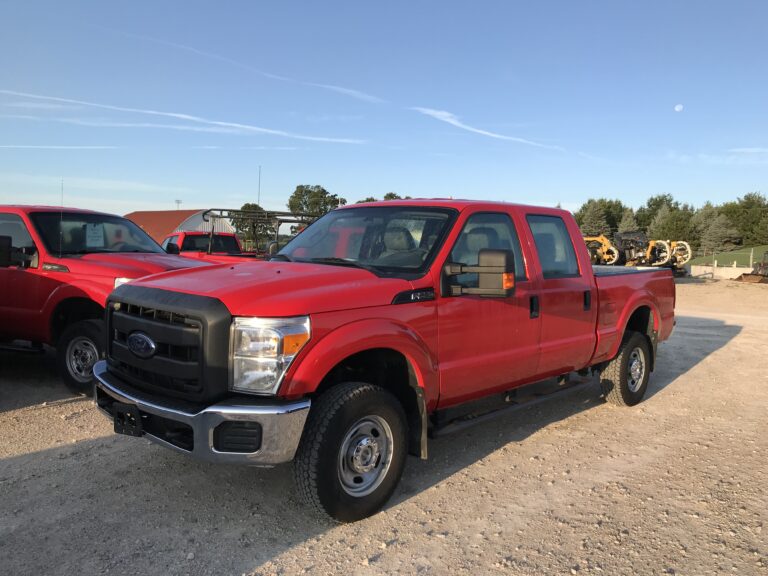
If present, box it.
[268,253,292,262]
[309,257,378,272]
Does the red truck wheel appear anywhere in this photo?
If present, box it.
[599,331,651,406]
[56,319,104,395]
[294,382,408,522]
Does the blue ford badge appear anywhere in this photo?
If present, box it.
[127,332,157,359]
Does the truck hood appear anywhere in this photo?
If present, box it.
[127,261,414,316]
[60,252,209,278]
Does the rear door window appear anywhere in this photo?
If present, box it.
[526,214,580,278]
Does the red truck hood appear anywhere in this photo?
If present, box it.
[129,261,414,316]
[61,252,209,278]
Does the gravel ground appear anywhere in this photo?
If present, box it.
[1,279,766,575]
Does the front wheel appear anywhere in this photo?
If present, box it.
[599,331,651,406]
[294,382,408,522]
[56,319,104,395]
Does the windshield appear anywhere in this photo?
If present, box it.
[278,206,457,275]
[181,234,241,253]
[29,211,164,255]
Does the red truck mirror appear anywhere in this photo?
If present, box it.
[0,235,12,267]
[444,249,516,297]
[165,242,180,255]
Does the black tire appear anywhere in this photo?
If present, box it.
[56,319,104,395]
[599,331,651,406]
[294,382,408,523]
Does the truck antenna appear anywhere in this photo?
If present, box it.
[58,178,64,256]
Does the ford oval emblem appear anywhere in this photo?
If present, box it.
[127,332,157,359]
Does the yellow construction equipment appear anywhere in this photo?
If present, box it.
[583,235,620,265]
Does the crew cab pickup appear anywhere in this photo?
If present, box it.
[159,231,262,264]
[93,200,675,521]
[0,206,208,391]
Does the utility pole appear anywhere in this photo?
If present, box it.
[257,165,262,207]
[175,199,182,210]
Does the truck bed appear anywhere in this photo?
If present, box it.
[591,265,676,366]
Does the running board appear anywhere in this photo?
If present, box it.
[0,342,44,354]
[430,376,595,438]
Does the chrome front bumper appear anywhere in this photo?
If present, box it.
[93,361,310,465]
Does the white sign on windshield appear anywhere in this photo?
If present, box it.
[85,223,105,248]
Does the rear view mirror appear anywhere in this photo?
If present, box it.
[166,242,180,255]
[445,249,516,297]
[0,235,11,267]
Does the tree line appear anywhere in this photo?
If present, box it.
[575,193,768,253]
[235,185,768,255]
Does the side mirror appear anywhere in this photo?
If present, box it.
[0,235,11,267]
[166,242,180,255]
[445,249,516,297]
[267,241,278,256]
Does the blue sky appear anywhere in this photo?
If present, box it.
[1,0,766,215]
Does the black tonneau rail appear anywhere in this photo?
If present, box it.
[592,265,673,276]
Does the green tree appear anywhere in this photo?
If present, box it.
[648,205,693,241]
[753,213,768,246]
[356,196,378,204]
[617,208,638,233]
[575,198,625,234]
[701,214,741,253]
[690,202,719,250]
[578,201,611,236]
[719,192,768,246]
[383,192,412,200]
[287,185,346,220]
[636,194,678,231]
[231,203,274,246]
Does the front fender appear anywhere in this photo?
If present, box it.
[41,280,111,340]
[281,317,440,410]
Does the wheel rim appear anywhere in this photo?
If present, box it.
[66,336,99,383]
[627,347,646,392]
[337,415,394,497]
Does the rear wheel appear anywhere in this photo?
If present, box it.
[56,319,104,395]
[599,331,650,406]
[294,382,408,522]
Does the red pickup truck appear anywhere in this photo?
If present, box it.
[159,230,267,265]
[0,206,208,391]
[93,200,675,521]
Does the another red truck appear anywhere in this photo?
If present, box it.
[160,231,261,264]
[93,200,675,521]
[0,206,209,391]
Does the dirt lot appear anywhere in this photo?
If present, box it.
[1,279,766,575]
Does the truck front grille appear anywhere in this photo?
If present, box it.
[105,285,233,404]
[108,305,203,399]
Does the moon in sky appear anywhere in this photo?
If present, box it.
[674,104,684,112]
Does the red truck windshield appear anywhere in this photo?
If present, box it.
[29,212,164,255]
[278,206,456,275]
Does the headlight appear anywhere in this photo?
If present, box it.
[114,277,132,289]
[229,316,311,395]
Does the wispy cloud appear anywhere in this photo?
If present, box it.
[668,148,768,165]
[0,171,192,195]
[3,101,82,110]
[0,89,365,144]
[727,147,768,154]
[0,145,118,149]
[103,28,386,104]
[411,107,563,151]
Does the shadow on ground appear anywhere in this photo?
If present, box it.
[0,346,80,413]
[0,315,741,575]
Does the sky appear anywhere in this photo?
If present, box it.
[0,0,767,215]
